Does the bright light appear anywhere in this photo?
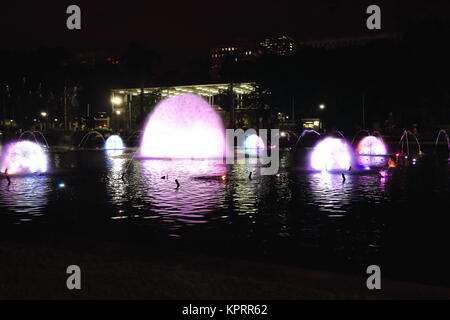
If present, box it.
[40,112,47,117]
[0,141,48,175]
[105,135,125,150]
[281,132,286,137]
[319,104,325,110]
[115,110,121,115]
[58,182,66,188]
[310,137,352,171]
[111,96,123,105]
[244,134,265,149]
[140,94,225,159]
[356,136,388,167]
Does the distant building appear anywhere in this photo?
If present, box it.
[210,45,256,64]
[111,82,258,130]
[259,36,296,56]
[210,42,257,81]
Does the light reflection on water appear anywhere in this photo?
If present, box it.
[1,148,450,283]
[0,174,50,221]
[0,149,447,235]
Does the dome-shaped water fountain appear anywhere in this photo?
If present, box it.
[310,137,353,172]
[0,140,48,175]
[356,135,388,168]
[105,135,125,150]
[140,94,225,159]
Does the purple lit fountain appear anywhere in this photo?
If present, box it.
[0,141,48,175]
[310,137,353,172]
[356,136,388,168]
[140,94,225,159]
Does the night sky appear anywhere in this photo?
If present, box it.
[1,0,449,59]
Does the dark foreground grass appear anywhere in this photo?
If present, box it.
[1,237,450,299]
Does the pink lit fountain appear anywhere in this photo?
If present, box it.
[310,137,353,172]
[0,141,48,175]
[140,94,225,159]
[356,136,389,168]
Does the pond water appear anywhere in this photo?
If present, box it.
[0,148,449,284]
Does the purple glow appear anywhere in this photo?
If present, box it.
[140,94,225,159]
[0,141,48,175]
[310,137,353,171]
[356,136,388,167]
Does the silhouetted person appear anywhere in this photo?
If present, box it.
[175,179,180,189]
[4,168,11,185]
[341,173,346,183]
[249,172,252,180]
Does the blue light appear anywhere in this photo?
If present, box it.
[105,135,125,150]
[58,182,66,188]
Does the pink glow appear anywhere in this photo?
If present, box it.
[140,94,225,159]
[356,136,388,167]
[310,137,352,171]
[0,141,48,175]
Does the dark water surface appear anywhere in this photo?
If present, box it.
[1,148,449,285]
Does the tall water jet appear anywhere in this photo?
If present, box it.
[140,94,225,159]
[0,141,48,175]
[399,130,422,157]
[18,131,50,149]
[356,136,388,168]
[310,137,353,171]
[78,131,105,148]
[295,130,321,150]
[434,130,450,160]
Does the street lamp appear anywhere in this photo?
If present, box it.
[319,104,325,110]
[41,111,48,117]
[111,96,123,105]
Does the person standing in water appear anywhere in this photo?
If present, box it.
[4,168,11,185]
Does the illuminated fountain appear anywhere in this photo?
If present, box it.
[243,134,265,156]
[244,134,265,149]
[296,130,321,147]
[105,135,125,150]
[435,130,450,161]
[140,94,225,159]
[18,130,50,149]
[356,135,389,168]
[310,137,353,172]
[105,135,126,157]
[0,141,48,175]
[398,130,422,165]
[78,131,105,149]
